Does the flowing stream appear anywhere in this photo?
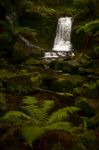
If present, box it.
[45,17,74,59]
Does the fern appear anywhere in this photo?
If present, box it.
[21,122,73,147]
[22,96,45,125]
[22,96,54,125]
[46,122,73,132]
[0,111,34,124]
[8,85,33,95]
[1,96,80,147]
[21,126,45,147]
[48,106,80,124]
[75,19,99,36]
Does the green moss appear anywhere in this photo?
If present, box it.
[73,82,99,99]
[75,97,95,116]
[44,74,86,92]
[0,93,7,113]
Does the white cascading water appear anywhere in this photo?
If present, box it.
[53,17,72,52]
[44,17,74,59]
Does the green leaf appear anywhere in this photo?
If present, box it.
[46,122,73,132]
[1,111,32,123]
[21,126,45,147]
[48,106,80,124]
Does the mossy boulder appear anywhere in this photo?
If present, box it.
[73,82,99,99]
[5,75,33,95]
[0,93,7,113]
[54,59,80,73]
[30,73,42,88]
[24,58,41,67]
[49,53,93,74]
[42,74,86,92]
[4,71,43,95]
[78,67,95,75]
[75,53,93,67]
[75,97,95,116]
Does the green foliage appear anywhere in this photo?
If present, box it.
[75,97,95,116]
[52,141,65,150]
[93,46,99,55]
[1,96,80,147]
[8,85,33,95]
[0,19,38,60]
[88,112,99,128]
[21,126,45,146]
[48,106,80,123]
[75,19,99,36]
[75,130,97,150]
[0,20,37,40]
[0,111,32,124]
[22,96,54,125]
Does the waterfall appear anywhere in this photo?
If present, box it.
[53,17,73,52]
[44,17,74,59]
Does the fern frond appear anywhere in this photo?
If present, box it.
[39,100,54,123]
[48,106,80,124]
[42,100,54,113]
[66,106,81,114]
[0,111,35,124]
[22,97,54,125]
[21,126,45,147]
[46,122,73,132]
[22,96,41,117]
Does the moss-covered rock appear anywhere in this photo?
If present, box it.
[0,93,7,113]
[54,59,80,73]
[78,67,95,75]
[5,75,33,95]
[24,58,41,67]
[75,53,93,67]
[73,82,99,99]
[75,97,95,116]
[42,73,86,92]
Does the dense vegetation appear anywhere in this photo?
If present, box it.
[0,0,99,150]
